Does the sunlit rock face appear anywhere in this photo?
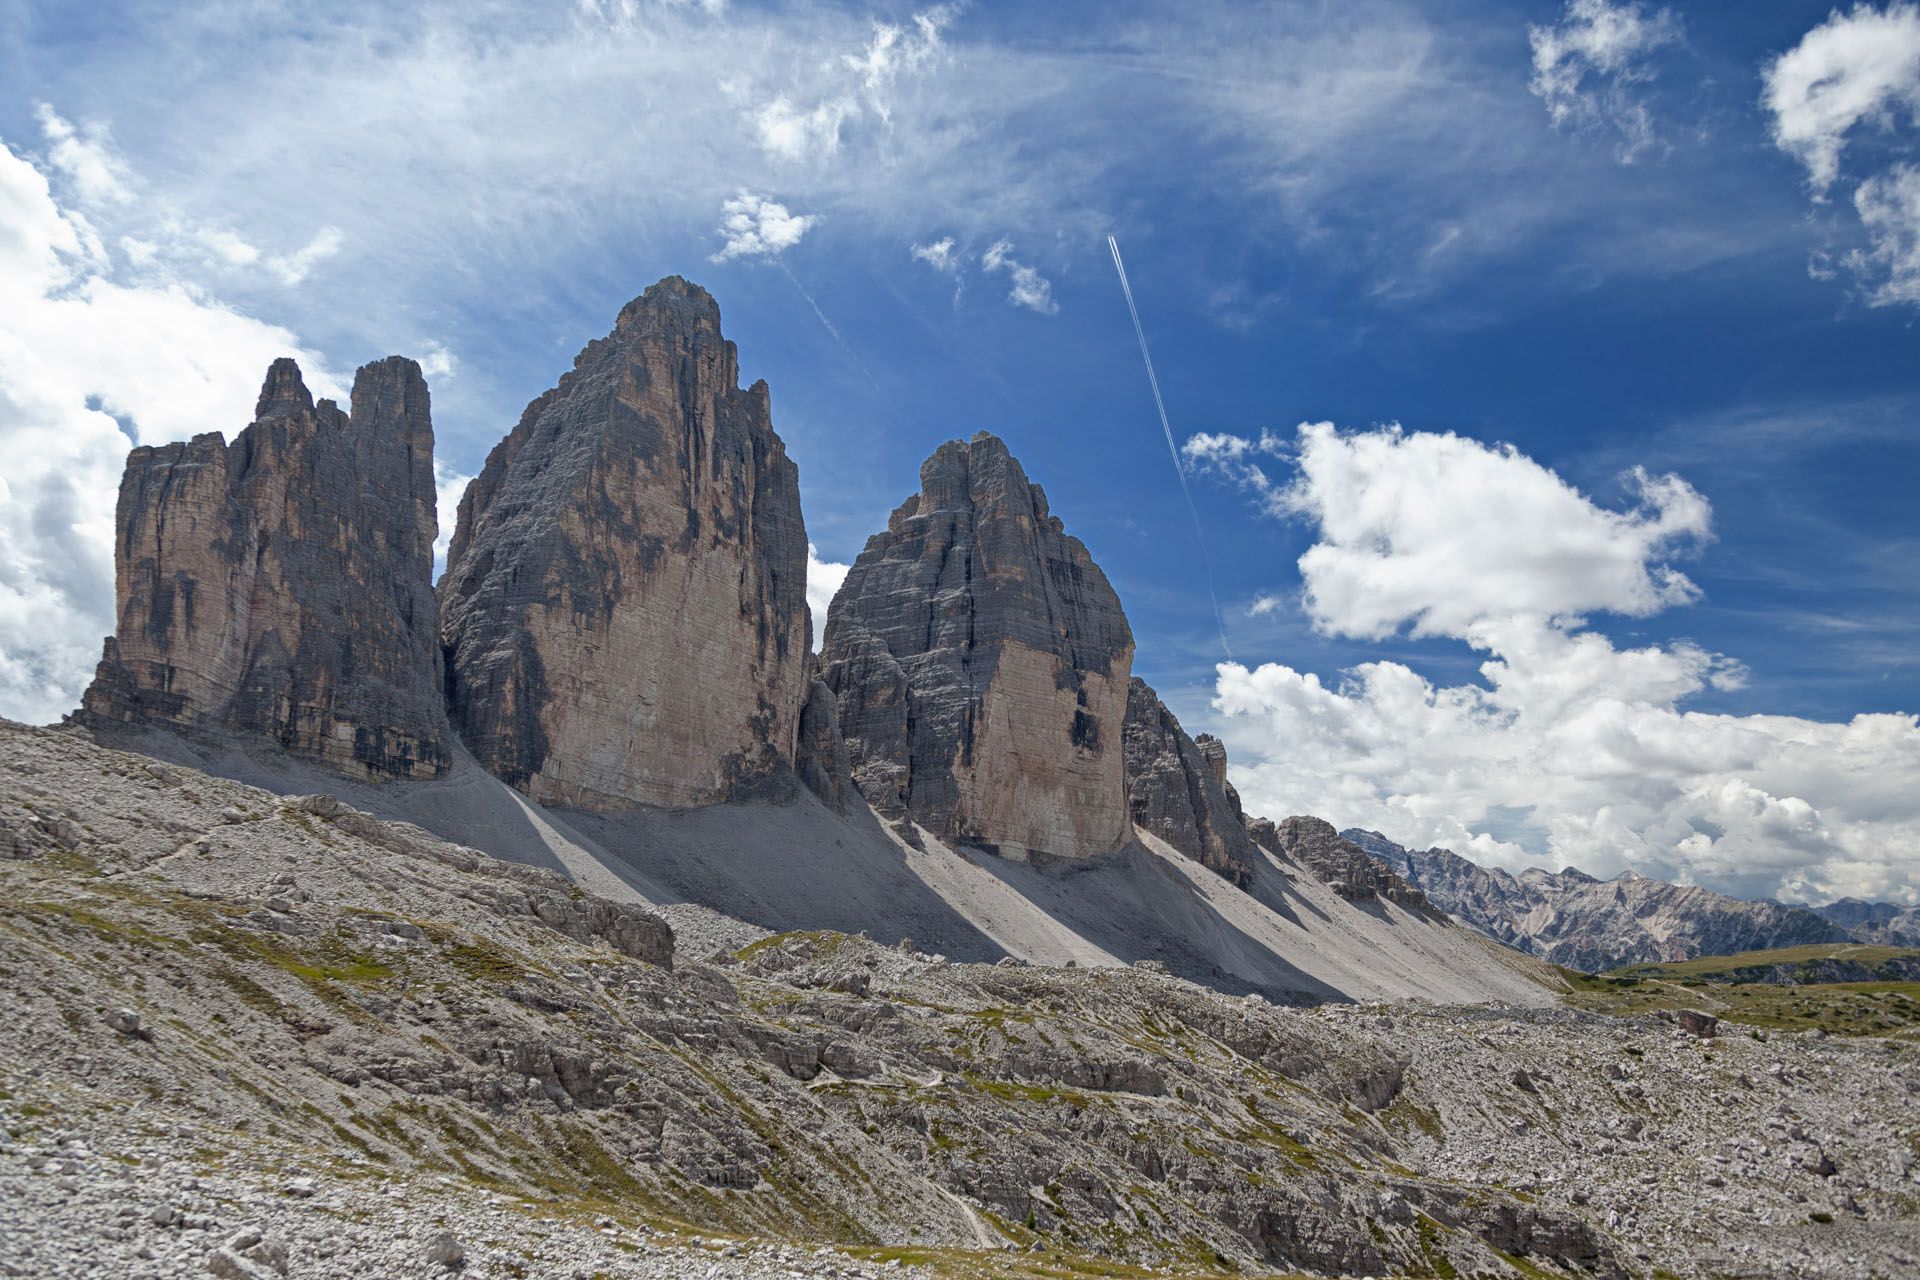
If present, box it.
[80,356,448,780]
[819,431,1134,861]
[438,277,811,810]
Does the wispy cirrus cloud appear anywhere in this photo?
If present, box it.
[1527,0,1684,162]
[981,239,1057,315]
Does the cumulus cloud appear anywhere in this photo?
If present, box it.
[805,543,850,651]
[981,239,1057,315]
[1188,423,1710,638]
[711,192,816,261]
[1763,3,1920,196]
[1528,0,1684,162]
[431,458,474,581]
[0,127,338,726]
[1765,4,1920,307]
[1848,162,1920,303]
[1190,422,1920,904]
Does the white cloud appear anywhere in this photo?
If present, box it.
[33,104,130,205]
[1764,5,1920,307]
[418,340,459,382]
[195,226,261,267]
[431,458,474,581]
[0,129,339,727]
[1189,422,1710,639]
[981,239,1057,315]
[1762,2,1920,196]
[755,96,857,163]
[1193,421,1920,904]
[844,7,952,114]
[268,225,344,286]
[1848,162,1920,304]
[751,5,952,162]
[711,192,816,261]
[911,236,957,274]
[805,543,850,652]
[1527,0,1683,162]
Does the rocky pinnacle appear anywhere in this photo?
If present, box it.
[818,432,1135,861]
[1121,677,1256,885]
[79,356,448,780]
[437,277,813,810]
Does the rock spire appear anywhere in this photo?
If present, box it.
[80,357,447,780]
[438,277,813,810]
[819,432,1134,861]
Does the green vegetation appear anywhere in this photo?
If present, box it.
[1610,943,1920,982]
[1555,964,1920,1038]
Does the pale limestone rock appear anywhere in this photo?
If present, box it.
[819,432,1133,861]
[439,277,810,810]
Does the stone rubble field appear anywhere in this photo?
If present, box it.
[3,720,1918,1279]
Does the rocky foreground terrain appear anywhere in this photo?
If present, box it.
[4,721,1919,1279]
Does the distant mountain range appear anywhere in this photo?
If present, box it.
[1342,829,1919,971]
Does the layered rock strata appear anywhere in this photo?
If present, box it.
[79,357,447,780]
[819,432,1134,861]
[1121,678,1256,885]
[1255,816,1437,913]
[438,277,811,810]
[1346,828,1857,969]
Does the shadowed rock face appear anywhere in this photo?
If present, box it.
[818,431,1134,862]
[438,277,810,810]
[79,357,447,780]
[1121,677,1255,886]
[1255,817,1438,914]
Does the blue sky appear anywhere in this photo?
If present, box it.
[1,0,1915,903]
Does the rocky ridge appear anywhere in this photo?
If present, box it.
[1120,677,1256,886]
[819,432,1135,863]
[438,277,815,811]
[1345,829,1862,971]
[78,358,447,782]
[1256,818,1438,912]
[1817,900,1920,948]
[5,719,1918,1280]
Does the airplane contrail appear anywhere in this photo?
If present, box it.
[1108,235,1233,661]
[778,258,884,397]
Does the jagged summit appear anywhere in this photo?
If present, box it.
[78,354,446,781]
[1122,675,1257,885]
[1343,828,1854,970]
[438,276,814,811]
[253,356,314,418]
[819,430,1135,862]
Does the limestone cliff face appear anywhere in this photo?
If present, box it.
[819,432,1134,861]
[1121,678,1255,886]
[438,277,810,810]
[80,358,447,780]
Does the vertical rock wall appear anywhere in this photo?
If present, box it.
[438,277,811,810]
[818,432,1134,861]
[1121,678,1257,885]
[80,357,447,779]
